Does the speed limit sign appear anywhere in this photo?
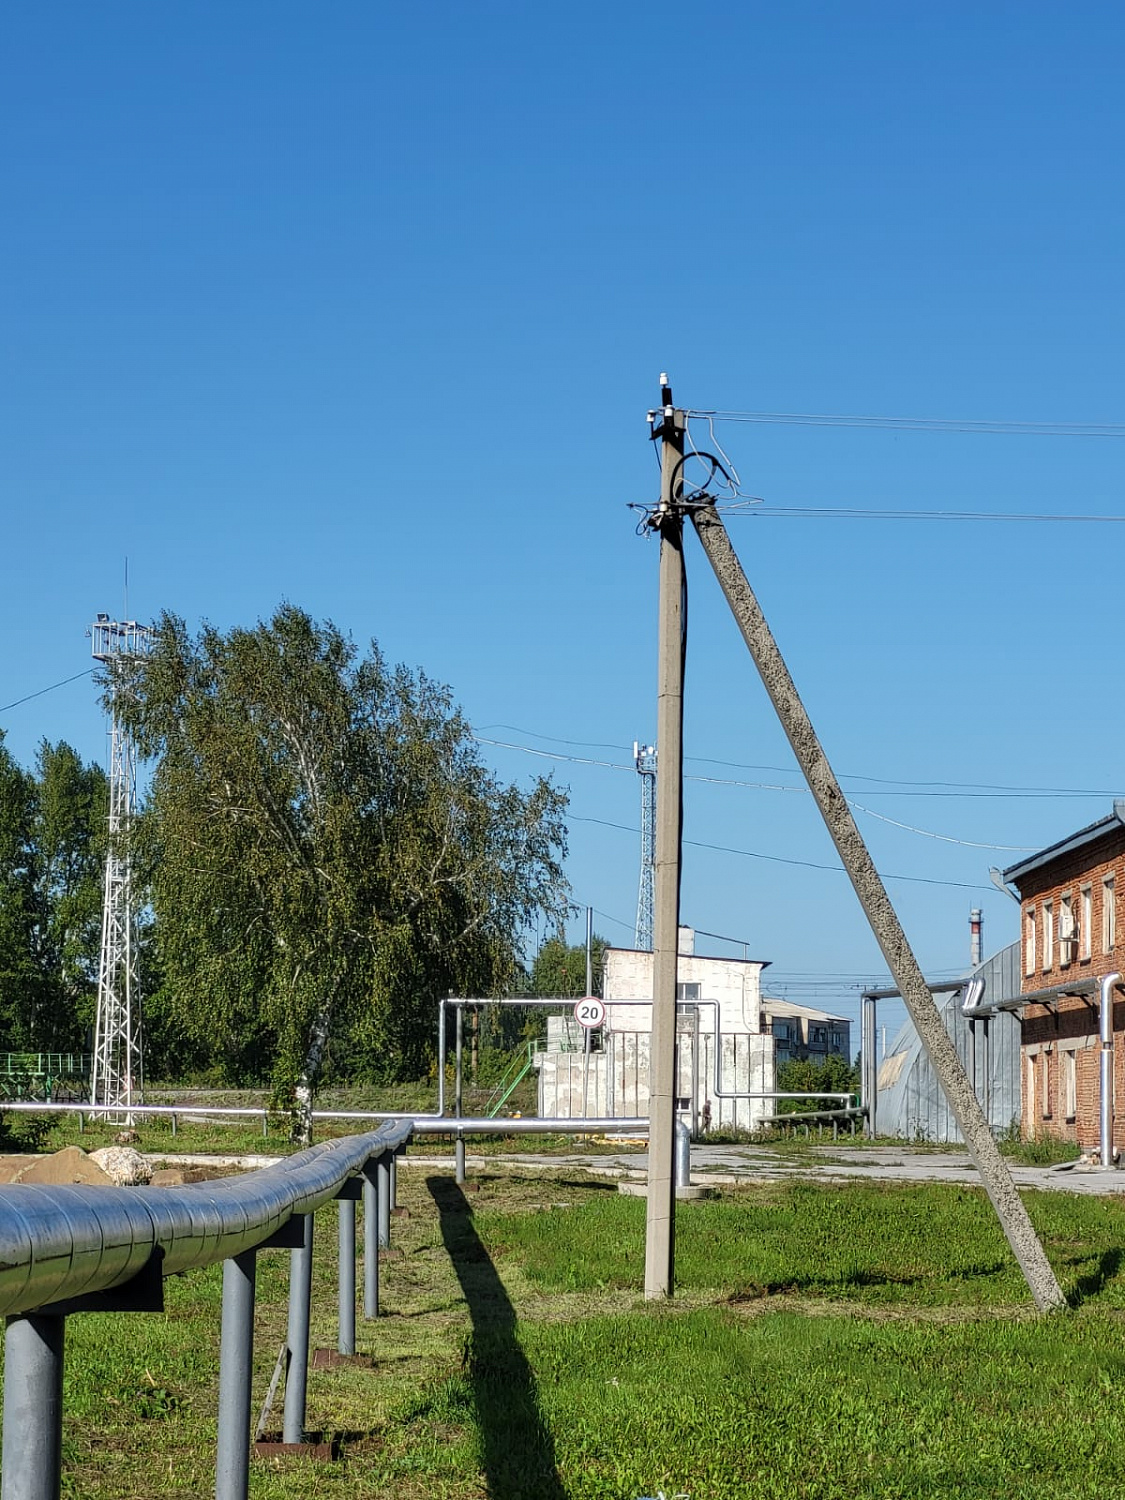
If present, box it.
[574,996,606,1029]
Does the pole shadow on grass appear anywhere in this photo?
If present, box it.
[1068,1247,1121,1306]
[428,1176,566,1500]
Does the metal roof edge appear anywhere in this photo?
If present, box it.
[1001,800,1125,887]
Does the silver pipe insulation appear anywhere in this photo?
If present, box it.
[1100,973,1121,1170]
[673,1118,691,1189]
[1,1101,272,1123]
[411,1115,649,1136]
[0,1121,412,1320]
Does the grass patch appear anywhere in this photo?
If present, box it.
[999,1135,1083,1167]
[476,1177,1125,1308]
[9,1164,1125,1496]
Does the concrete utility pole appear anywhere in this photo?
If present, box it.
[644,377,686,1299]
[689,502,1065,1312]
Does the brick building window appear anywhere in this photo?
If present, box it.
[1063,1050,1077,1122]
[1059,894,1075,965]
[1041,1051,1051,1120]
[1043,901,1054,971]
[1104,877,1117,954]
[1080,886,1092,961]
[1025,907,1037,975]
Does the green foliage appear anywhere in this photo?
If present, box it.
[115,605,570,1118]
[775,1051,859,1112]
[0,733,106,1053]
[528,933,607,997]
[31,740,107,1046]
[0,733,40,1047]
[1000,1133,1082,1166]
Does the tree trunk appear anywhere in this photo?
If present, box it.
[292,1000,335,1147]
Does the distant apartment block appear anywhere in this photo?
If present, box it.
[760,998,851,1065]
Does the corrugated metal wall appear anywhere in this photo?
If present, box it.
[876,942,1022,1142]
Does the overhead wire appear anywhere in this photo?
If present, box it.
[686,408,1125,438]
[0,669,95,717]
[566,812,999,893]
[727,505,1125,523]
[473,723,1119,797]
[475,735,1074,851]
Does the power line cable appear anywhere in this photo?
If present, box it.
[846,801,1035,852]
[0,669,94,717]
[728,505,1125,524]
[475,736,1054,850]
[473,723,1117,797]
[687,409,1125,438]
[566,812,998,892]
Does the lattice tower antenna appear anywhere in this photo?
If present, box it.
[89,616,151,1121]
[633,741,657,949]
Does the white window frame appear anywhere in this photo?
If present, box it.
[1041,1049,1051,1120]
[1063,1049,1077,1121]
[1080,885,1093,961]
[1104,876,1116,954]
[1059,893,1075,965]
[1025,907,1037,975]
[1043,901,1054,971]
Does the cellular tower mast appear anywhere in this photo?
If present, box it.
[89,615,151,1119]
[633,741,657,949]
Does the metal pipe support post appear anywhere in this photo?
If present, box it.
[363,1171,379,1318]
[282,1216,313,1445]
[338,1200,356,1356]
[2,1314,64,1500]
[216,1251,257,1500]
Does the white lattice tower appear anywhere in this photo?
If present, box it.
[90,617,151,1121]
[633,741,657,949]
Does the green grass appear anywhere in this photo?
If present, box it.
[8,1167,1125,1496]
[0,1111,645,1161]
[999,1134,1083,1166]
[476,1177,1125,1308]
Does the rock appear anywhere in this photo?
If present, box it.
[89,1146,152,1186]
[149,1168,185,1186]
[12,1146,114,1186]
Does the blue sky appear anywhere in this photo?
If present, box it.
[3,3,1123,1039]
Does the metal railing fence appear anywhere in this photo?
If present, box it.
[0,1055,91,1080]
[0,1120,411,1500]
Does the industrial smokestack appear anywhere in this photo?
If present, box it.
[970,907,983,968]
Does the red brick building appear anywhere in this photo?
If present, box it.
[1001,802,1125,1156]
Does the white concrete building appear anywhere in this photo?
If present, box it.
[536,927,775,1131]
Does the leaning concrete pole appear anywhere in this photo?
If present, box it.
[689,503,1065,1313]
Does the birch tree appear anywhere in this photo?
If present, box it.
[113,605,569,1141]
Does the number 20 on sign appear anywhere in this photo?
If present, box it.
[574,997,605,1029]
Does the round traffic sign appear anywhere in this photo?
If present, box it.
[574,996,606,1029]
